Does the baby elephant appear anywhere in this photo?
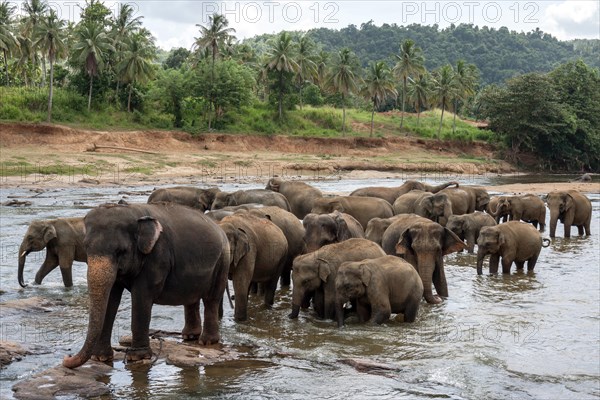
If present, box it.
[335,256,423,327]
[476,221,550,275]
[446,212,497,253]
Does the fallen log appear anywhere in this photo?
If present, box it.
[86,143,158,155]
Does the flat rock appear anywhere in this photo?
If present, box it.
[339,358,402,375]
[0,341,30,367]
[0,296,61,316]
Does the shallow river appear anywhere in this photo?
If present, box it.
[1,175,599,399]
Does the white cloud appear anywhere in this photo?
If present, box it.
[543,0,600,39]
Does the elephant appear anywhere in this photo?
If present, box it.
[302,211,364,253]
[265,177,323,219]
[147,186,220,212]
[446,212,497,253]
[486,196,508,223]
[490,194,547,232]
[218,213,288,321]
[62,203,230,369]
[350,180,459,205]
[570,173,592,182]
[211,189,291,212]
[392,190,453,224]
[205,204,265,222]
[335,256,423,327]
[546,190,592,238]
[456,186,490,212]
[476,221,550,275]
[18,218,87,288]
[437,188,471,215]
[364,215,403,246]
[310,196,394,230]
[289,239,386,320]
[245,206,305,287]
[381,214,466,304]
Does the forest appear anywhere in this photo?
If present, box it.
[1,0,599,171]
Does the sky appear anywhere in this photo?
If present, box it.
[13,0,600,50]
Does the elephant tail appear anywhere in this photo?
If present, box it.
[542,238,551,248]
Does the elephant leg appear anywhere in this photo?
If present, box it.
[578,225,584,236]
[356,300,370,323]
[34,252,59,285]
[403,296,420,323]
[489,254,500,274]
[182,302,202,340]
[585,221,591,236]
[263,276,279,307]
[128,289,154,362]
[539,222,545,232]
[279,256,292,287]
[200,297,221,345]
[465,233,476,254]
[527,254,539,272]
[312,289,325,318]
[233,273,250,322]
[501,257,513,274]
[515,261,525,270]
[370,304,391,325]
[57,250,75,287]
[92,284,123,362]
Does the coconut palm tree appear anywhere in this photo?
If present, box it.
[111,3,142,105]
[393,39,425,130]
[21,0,48,85]
[361,61,397,137]
[71,21,114,111]
[431,64,457,140]
[265,31,298,121]
[327,47,361,135]
[315,50,330,90]
[452,60,479,133]
[407,73,430,127]
[294,34,317,110]
[33,9,66,122]
[117,31,155,112]
[0,1,18,85]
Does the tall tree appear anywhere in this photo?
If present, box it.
[294,34,317,110]
[33,9,66,121]
[431,64,456,139]
[452,60,479,133]
[21,0,48,85]
[0,1,18,85]
[315,50,330,90]
[327,47,361,135]
[393,39,425,130]
[71,21,114,111]
[265,31,298,121]
[111,3,142,105]
[117,30,155,112]
[361,61,397,137]
[407,73,430,127]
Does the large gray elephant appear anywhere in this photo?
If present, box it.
[62,203,230,369]
[218,213,288,321]
[477,221,550,275]
[147,186,220,211]
[438,188,472,215]
[446,212,497,253]
[265,178,323,219]
[310,196,394,230]
[211,189,291,211]
[381,214,465,304]
[392,190,453,224]
[546,190,592,238]
[302,211,364,253]
[289,239,386,320]
[18,218,87,288]
[365,215,402,246]
[335,256,423,327]
[350,180,459,205]
[490,194,547,231]
[487,196,507,223]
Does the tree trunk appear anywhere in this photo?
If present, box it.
[452,98,457,134]
[342,104,346,137]
[47,57,54,122]
[88,74,93,111]
[41,57,47,86]
[437,100,445,140]
[299,83,303,110]
[400,76,406,129]
[278,72,284,121]
[370,104,375,137]
[416,103,420,128]
[3,49,9,86]
[115,80,120,107]
[127,83,132,113]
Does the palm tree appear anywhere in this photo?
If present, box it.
[393,39,425,130]
[407,73,430,127]
[265,31,298,121]
[294,34,317,110]
[111,3,142,105]
[315,50,330,90]
[0,1,18,85]
[22,0,48,85]
[327,48,361,135]
[33,9,66,122]
[431,64,456,140]
[117,31,155,112]
[361,61,397,137]
[71,21,114,111]
[452,60,479,133]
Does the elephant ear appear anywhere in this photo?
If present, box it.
[233,228,250,266]
[497,231,506,247]
[563,193,574,211]
[330,201,344,213]
[137,216,163,254]
[302,213,318,228]
[359,264,372,287]
[226,194,237,206]
[442,228,466,255]
[43,224,57,244]
[334,212,351,241]
[421,196,434,213]
[317,258,332,282]
[395,228,412,255]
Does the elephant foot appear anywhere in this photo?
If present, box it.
[91,353,114,363]
[182,326,202,341]
[426,295,443,304]
[126,347,153,362]
[199,332,220,346]
[182,333,201,341]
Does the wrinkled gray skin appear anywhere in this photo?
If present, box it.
[438,188,472,215]
[446,212,497,253]
[246,206,305,287]
[265,178,323,219]
[147,186,220,212]
[205,204,265,222]
[442,186,490,213]
[211,189,291,212]
[487,196,508,223]
[546,190,592,238]
[392,190,453,225]
[289,239,386,321]
[302,211,364,253]
[62,203,230,369]
[476,221,546,275]
[335,256,424,327]
[382,214,465,304]
[350,180,459,205]
[18,218,87,288]
[218,213,288,321]
[365,215,403,246]
[491,194,547,232]
[311,196,393,230]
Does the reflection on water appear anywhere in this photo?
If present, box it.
[0,178,598,399]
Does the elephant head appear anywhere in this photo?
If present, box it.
[365,218,393,245]
[63,211,162,369]
[289,253,332,319]
[394,221,465,303]
[302,212,352,253]
[476,226,504,274]
[199,188,221,211]
[546,191,574,238]
[211,192,236,210]
[474,189,490,211]
[265,177,283,191]
[18,220,58,288]
[445,215,465,239]
[219,223,250,274]
[419,193,452,224]
[334,261,369,326]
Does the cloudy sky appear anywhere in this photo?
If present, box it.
[15,0,600,49]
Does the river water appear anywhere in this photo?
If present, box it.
[0,175,599,399]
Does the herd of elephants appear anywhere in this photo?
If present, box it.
[16,177,593,370]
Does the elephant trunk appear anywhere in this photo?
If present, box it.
[336,296,346,328]
[416,253,439,304]
[289,284,305,319]
[549,210,559,238]
[18,244,29,288]
[430,181,459,193]
[63,256,116,369]
[476,248,486,275]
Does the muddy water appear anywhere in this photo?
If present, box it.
[1,177,599,399]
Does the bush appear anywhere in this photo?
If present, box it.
[0,104,21,120]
